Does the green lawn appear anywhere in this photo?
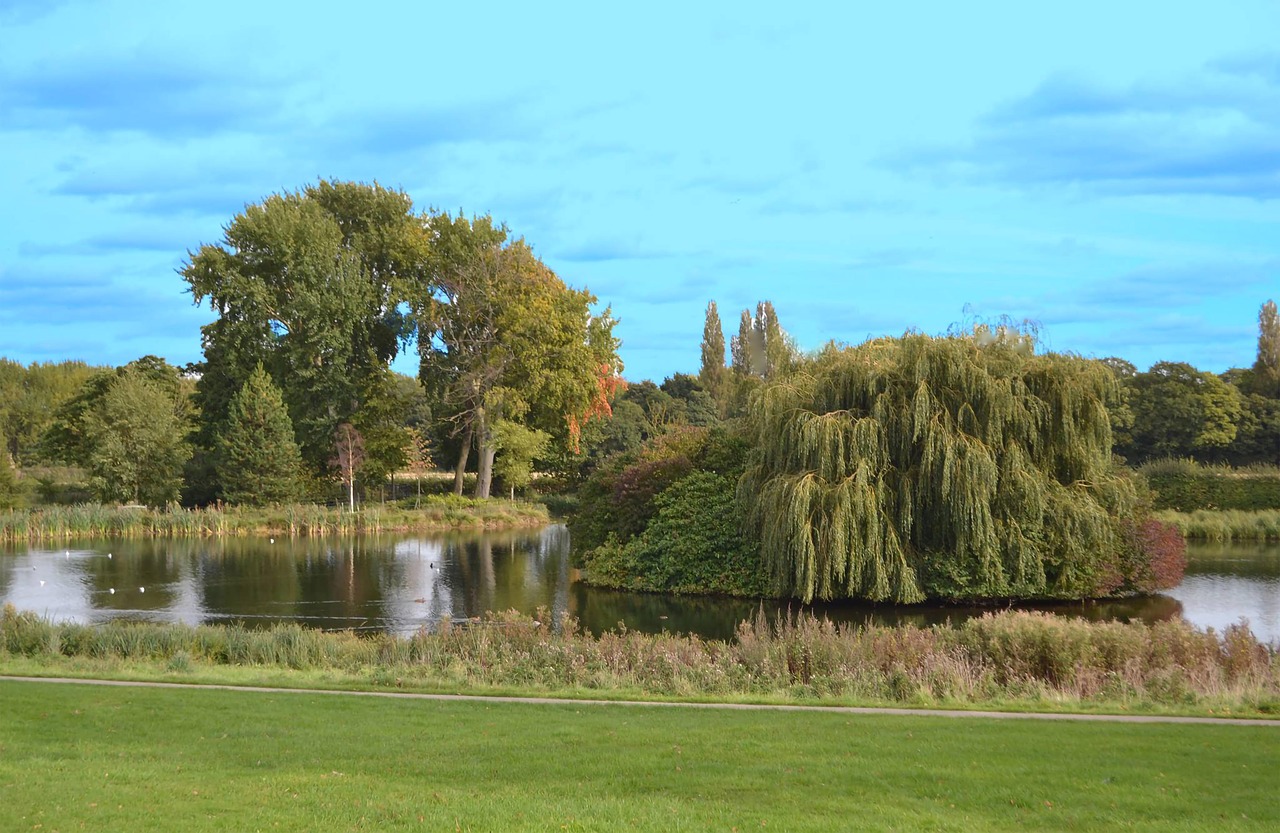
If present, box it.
[1,680,1276,831]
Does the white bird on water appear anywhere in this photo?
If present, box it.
[139,587,145,593]
[109,588,115,594]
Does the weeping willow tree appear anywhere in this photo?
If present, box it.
[740,330,1144,603]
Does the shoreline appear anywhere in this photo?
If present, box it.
[0,499,551,543]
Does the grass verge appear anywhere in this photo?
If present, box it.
[3,605,1277,718]
[1154,509,1280,542]
[0,496,548,542]
[2,678,1277,832]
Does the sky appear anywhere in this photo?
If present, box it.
[1,0,1277,383]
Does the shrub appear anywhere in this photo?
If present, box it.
[587,472,766,596]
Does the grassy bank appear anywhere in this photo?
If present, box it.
[3,679,1276,832]
[3,605,1277,717]
[1155,508,1280,542]
[0,495,548,542]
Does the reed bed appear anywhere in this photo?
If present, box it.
[1155,508,1280,542]
[0,497,548,543]
[3,605,1276,713]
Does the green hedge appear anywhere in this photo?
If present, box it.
[1142,460,1280,511]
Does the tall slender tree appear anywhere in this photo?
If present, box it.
[1255,299,1280,394]
[698,301,727,404]
[730,308,754,376]
[333,423,365,511]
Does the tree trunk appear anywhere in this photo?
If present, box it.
[473,407,495,499]
[475,443,495,499]
[453,424,473,496]
[348,477,355,511]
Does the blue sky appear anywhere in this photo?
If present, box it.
[1,0,1277,382]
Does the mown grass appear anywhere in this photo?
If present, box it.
[3,605,1277,717]
[2,679,1276,832]
[0,495,548,542]
[1155,509,1280,542]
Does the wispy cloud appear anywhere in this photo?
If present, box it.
[19,227,197,257]
[313,94,540,158]
[0,52,295,138]
[553,236,678,264]
[888,54,1280,199]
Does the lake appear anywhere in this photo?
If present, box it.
[2,526,1277,645]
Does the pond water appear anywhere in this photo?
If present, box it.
[2,526,1277,645]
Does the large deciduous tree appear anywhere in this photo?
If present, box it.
[412,212,620,499]
[741,332,1161,604]
[182,181,427,493]
[215,364,305,506]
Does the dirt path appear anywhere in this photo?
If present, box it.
[3,675,1276,726]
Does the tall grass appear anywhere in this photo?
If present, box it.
[0,497,548,543]
[3,604,1276,713]
[1155,508,1280,542]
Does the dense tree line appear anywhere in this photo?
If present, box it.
[0,180,621,508]
[1108,300,1280,466]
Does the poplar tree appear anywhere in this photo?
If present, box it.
[730,309,754,376]
[741,331,1148,604]
[216,365,304,505]
[698,301,727,402]
[1255,299,1280,393]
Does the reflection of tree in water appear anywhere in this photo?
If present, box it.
[438,528,563,620]
[0,542,16,602]
[15,529,1267,639]
[195,537,306,623]
[79,538,187,615]
[568,584,1188,642]
[291,537,401,629]
[1185,542,1280,579]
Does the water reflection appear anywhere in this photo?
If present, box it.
[1,529,1276,645]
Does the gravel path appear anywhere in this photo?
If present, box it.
[4,675,1276,726]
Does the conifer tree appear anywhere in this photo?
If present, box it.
[216,365,304,506]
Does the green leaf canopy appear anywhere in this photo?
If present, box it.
[741,332,1141,603]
